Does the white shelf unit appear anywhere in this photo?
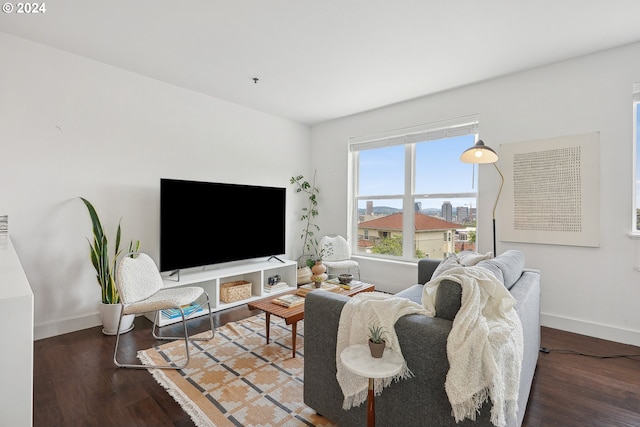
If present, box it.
[147,258,297,327]
[0,237,33,427]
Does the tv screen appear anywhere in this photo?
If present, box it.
[160,178,286,272]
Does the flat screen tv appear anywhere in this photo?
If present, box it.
[160,178,286,272]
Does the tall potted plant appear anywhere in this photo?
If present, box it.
[80,197,139,335]
[290,171,321,267]
[290,171,323,285]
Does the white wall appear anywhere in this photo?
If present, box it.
[4,30,640,347]
[0,33,311,339]
[311,42,640,346]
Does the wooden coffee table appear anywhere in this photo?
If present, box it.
[247,281,375,358]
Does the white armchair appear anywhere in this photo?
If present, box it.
[113,252,215,369]
[318,235,360,280]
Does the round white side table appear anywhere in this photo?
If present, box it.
[340,343,403,427]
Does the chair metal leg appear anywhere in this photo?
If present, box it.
[113,292,216,370]
[151,292,215,341]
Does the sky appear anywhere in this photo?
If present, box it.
[357,134,478,211]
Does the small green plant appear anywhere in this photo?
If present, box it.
[316,241,334,261]
[368,324,386,344]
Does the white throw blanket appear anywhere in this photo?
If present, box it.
[423,266,523,427]
[336,291,432,409]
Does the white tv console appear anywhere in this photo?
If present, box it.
[148,258,297,327]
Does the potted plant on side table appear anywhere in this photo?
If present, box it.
[80,197,140,335]
[368,324,387,358]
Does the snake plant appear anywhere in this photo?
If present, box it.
[80,197,139,304]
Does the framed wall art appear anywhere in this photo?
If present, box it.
[498,132,600,247]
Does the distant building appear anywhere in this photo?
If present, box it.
[442,201,452,222]
[366,200,373,215]
[455,227,476,252]
[357,212,461,258]
[457,206,469,223]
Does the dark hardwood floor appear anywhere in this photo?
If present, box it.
[523,328,640,427]
[34,308,640,427]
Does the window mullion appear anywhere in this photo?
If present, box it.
[350,151,359,254]
[402,144,414,259]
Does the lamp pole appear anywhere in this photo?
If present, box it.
[492,162,504,256]
[460,139,502,256]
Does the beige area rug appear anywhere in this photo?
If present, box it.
[138,314,335,427]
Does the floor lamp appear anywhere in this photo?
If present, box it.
[460,140,504,256]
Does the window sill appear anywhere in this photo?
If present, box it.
[351,254,418,267]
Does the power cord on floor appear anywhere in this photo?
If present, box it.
[539,347,640,360]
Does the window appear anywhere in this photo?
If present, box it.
[635,83,640,231]
[350,115,479,260]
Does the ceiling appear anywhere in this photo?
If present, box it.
[2,1,640,125]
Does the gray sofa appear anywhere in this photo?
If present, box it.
[303,250,540,427]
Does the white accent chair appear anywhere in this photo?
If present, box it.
[113,252,215,369]
[318,235,360,280]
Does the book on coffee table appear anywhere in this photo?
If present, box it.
[271,294,305,308]
[296,282,341,296]
[325,277,364,290]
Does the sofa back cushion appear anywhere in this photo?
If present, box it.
[431,250,526,319]
[476,250,525,290]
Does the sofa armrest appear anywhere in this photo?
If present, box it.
[303,289,488,426]
[303,291,351,419]
[418,258,441,284]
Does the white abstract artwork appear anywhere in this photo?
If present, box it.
[498,132,600,247]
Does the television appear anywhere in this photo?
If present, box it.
[160,178,286,272]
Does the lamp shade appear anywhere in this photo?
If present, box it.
[460,140,498,164]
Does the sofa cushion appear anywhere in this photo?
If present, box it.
[476,250,525,290]
[457,250,493,266]
[475,259,504,285]
[429,250,524,318]
[396,284,423,305]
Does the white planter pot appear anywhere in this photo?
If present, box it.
[100,303,135,336]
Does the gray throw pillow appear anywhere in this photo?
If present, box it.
[457,250,493,266]
[475,259,505,285]
[476,250,525,290]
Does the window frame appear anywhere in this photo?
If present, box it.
[633,83,640,234]
[349,115,479,261]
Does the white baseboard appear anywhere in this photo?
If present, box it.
[541,312,640,347]
[37,310,640,347]
[35,312,101,340]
